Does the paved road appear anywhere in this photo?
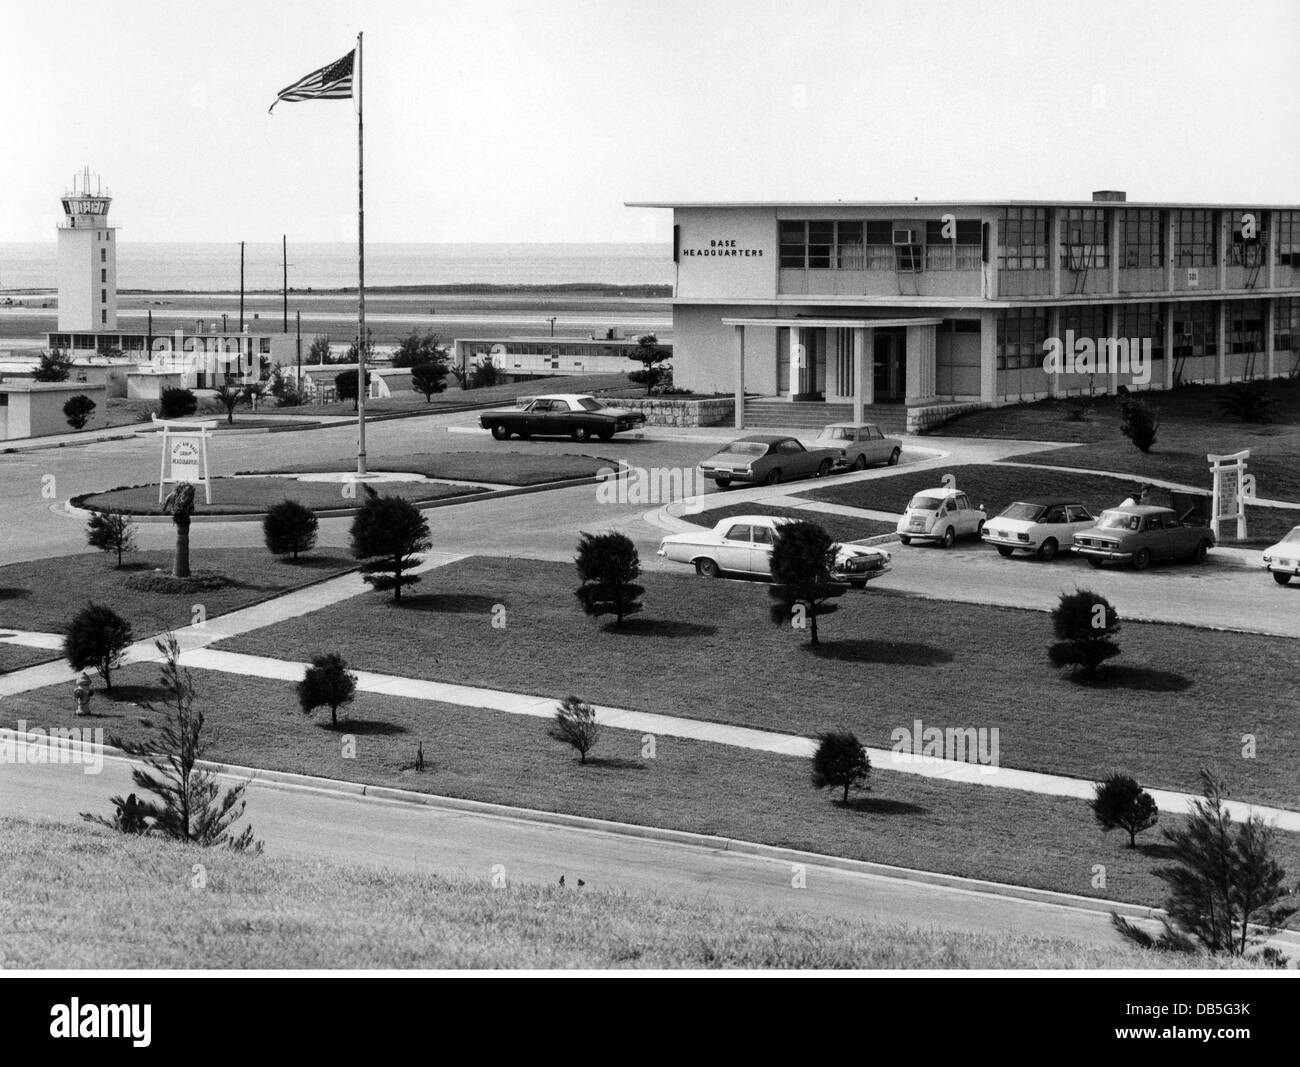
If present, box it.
[0,756,1143,949]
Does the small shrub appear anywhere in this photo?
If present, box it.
[63,393,97,430]
[410,361,448,402]
[86,510,136,568]
[159,387,197,419]
[811,731,871,805]
[574,531,644,625]
[33,350,72,382]
[469,358,500,389]
[548,695,601,763]
[1119,393,1158,453]
[1216,381,1278,424]
[64,603,134,692]
[122,571,232,594]
[349,489,431,602]
[1090,773,1158,847]
[1049,589,1121,675]
[297,653,358,728]
[263,500,319,560]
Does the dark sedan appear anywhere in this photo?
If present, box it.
[480,394,646,442]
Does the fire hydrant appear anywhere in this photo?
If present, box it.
[73,672,93,717]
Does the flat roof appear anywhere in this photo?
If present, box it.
[627,199,1300,211]
[722,316,945,328]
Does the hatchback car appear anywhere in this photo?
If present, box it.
[897,488,986,547]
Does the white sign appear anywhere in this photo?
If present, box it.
[154,416,216,505]
[1208,449,1249,541]
[170,438,201,483]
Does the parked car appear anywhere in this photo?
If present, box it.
[896,488,986,547]
[814,422,902,470]
[1262,525,1300,585]
[657,514,891,588]
[479,394,646,442]
[697,434,840,487]
[982,499,1096,560]
[1070,505,1214,569]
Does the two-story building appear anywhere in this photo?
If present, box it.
[627,192,1300,432]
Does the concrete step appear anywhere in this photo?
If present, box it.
[742,399,907,432]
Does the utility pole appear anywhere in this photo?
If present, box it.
[282,234,288,332]
[239,241,245,332]
[296,309,302,386]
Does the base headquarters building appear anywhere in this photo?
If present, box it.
[628,192,1300,433]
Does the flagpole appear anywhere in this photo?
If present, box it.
[355,30,367,477]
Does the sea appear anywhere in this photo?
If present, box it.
[0,242,673,292]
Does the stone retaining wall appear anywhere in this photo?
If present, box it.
[605,396,735,427]
[907,401,991,434]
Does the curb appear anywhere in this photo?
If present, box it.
[63,462,631,524]
[0,726,1166,926]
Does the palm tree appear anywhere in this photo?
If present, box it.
[162,482,196,578]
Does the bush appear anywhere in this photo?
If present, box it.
[574,531,644,625]
[1090,773,1158,847]
[469,358,500,389]
[548,695,601,763]
[1119,393,1158,453]
[159,387,197,419]
[86,510,136,568]
[263,500,319,561]
[1216,381,1278,424]
[335,369,372,410]
[297,652,358,729]
[1048,589,1121,675]
[391,329,447,369]
[349,488,431,602]
[410,361,449,402]
[811,731,871,805]
[267,366,302,407]
[63,603,133,693]
[33,350,72,382]
[627,334,670,395]
[62,393,97,430]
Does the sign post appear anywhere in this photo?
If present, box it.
[1208,449,1249,541]
[154,415,217,505]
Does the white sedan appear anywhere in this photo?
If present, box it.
[1262,526,1300,585]
[657,514,891,588]
[982,499,1097,561]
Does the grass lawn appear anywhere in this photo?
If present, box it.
[245,451,616,487]
[10,666,1299,917]
[0,548,356,637]
[74,477,487,516]
[211,556,1300,809]
[0,643,59,673]
[0,818,1244,969]
[937,380,1300,506]
[682,501,896,542]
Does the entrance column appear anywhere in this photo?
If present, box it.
[904,324,936,405]
[733,324,745,429]
[788,327,801,401]
[852,327,871,423]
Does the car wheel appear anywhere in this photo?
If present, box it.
[888,448,901,466]
[519,432,532,440]
[899,536,912,545]
[1132,548,1152,571]
[696,558,720,579]
[849,581,866,590]
[996,545,1015,557]
[816,459,832,478]
[1087,557,1106,568]
[853,454,868,471]
[1273,572,1292,585]
[715,477,731,488]
[1037,538,1059,561]
[764,469,782,485]
[491,423,510,441]
[597,428,614,441]
[1190,539,1209,564]
[940,526,955,549]
[973,520,985,539]
[572,425,591,442]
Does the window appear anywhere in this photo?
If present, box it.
[996,308,1049,369]
[1060,208,1109,269]
[1120,209,1164,268]
[724,524,751,542]
[998,208,1048,270]
[1171,302,1217,359]
[101,289,106,303]
[1174,210,1216,267]
[1274,298,1300,352]
[1067,505,1091,523]
[779,221,806,267]
[259,338,271,354]
[836,221,864,269]
[100,310,106,325]
[1225,210,1266,267]
[101,269,106,283]
[100,248,106,263]
[1225,300,1264,353]
[779,221,869,269]
[752,526,775,546]
[1060,305,1109,354]
[925,219,982,269]
[1117,303,1166,360]
[1277,212,1300,266]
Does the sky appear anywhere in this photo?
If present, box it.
[2,0,1298,244]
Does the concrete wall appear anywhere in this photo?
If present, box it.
[0,382,108,440]
[675,208,778,301]
[673,303,779,395]
[57,227,116,332]
[127,372,186,400]
[607,396,734,427]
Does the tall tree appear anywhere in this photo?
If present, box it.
[82,635,261,852]
[574,531,644,625]
[767,521,846,646]
[308,335,333,365]
[335,369,372,411]
[391,329,446,368]
[162,482,196,578]
[410,361,449,402]
[349,488,432,603]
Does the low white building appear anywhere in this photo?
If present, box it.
[0,380,108,440]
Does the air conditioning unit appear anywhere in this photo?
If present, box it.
[1181,320,1194,337]
[892,228,916,246]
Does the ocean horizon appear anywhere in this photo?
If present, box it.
[0,241,674,292]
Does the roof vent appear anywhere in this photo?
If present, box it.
[1092,190,1127,202]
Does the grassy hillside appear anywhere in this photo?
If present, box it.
[0,817,1246,970]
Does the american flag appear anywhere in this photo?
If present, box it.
[269,50,355,112]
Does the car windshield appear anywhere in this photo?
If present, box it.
[1000,502,1046,521]
[718,442,769,457]
[909,494,946,511]
[575,397,605,411]
[1097,510,1142,531]
[1283,527,1300,544]
[818,427,852,441]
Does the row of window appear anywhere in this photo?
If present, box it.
[779,220,982,270]
[995,301,1297,369]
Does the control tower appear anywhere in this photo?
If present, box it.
[57,167,117,332]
